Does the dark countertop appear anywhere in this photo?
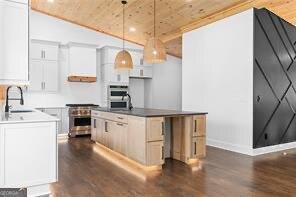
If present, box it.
[91,107,208,117]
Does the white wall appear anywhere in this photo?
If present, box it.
[25,10,182,109]
[145,57,182,110]
[182,9,254,154]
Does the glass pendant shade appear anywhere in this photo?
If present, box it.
[144,37,167,64]
[115,50,133,69]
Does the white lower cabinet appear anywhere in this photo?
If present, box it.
[0,122,57,188]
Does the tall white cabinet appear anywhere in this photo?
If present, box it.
[29,40,60,92]
[99,46,153,107]
[0,0,29,85]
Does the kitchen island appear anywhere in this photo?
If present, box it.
[91,108,207,169]
[0,109,59,197]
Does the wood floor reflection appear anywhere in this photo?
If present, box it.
[50,136,296,196]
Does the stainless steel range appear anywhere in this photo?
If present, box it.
[66,104,99,137]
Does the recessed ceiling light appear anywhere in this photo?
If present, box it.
[47,0,54,3]
[129,27,136,32]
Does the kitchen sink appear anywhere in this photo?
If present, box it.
[10,110,34,113]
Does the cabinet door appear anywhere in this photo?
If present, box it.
[193,115,206,137]
[43,61,59,92]
[113,122,128,155]
[191,137,206,158]
[30,42,44,60]
[0,0,28,84]
[147,117,164,142]
[91,118,97,141]
[31,42,59,61]
[101,120,110,147]
[113,70,129,84]
[0,122,57,187]
[29,60,44,91]
[147,141,164,166]
[43,44,59,61]
[108,121,116,150]
[127,116,146,164]
[130,66,152,78]
[96,118,104,143]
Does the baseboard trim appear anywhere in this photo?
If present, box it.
[207,138,296,156]
[58,133,68,139]
[252,142,296,156]
[207,138,253,155]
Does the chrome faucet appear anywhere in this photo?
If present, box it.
[5,86,24,113]
[122,93,133,110]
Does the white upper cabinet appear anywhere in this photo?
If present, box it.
[103,64,129,84]
[31,40,59,61]
[0,0,29,85]
[129,65,153,79]
[29,60,59,92]
[29,40,59,92]
[68,42,98,77]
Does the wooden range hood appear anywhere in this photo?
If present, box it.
[68,76,97,83]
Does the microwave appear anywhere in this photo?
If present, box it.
[108,85,129,100]
[107,85,129,109]
[108,100,129,110]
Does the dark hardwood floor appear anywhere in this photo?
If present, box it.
[50,137,296,197]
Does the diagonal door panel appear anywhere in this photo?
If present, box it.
[254,14,290,100]
[280,19,296,47]
[255,98,294,148]
[281,115,296,143]
[253,61,279,147]
[256,9,292,71]
[285,86,296,113]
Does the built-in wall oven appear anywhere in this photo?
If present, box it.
[108,85,129,110]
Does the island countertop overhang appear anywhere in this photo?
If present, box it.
[91,107,208,117]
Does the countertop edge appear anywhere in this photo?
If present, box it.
[91,108,208,117]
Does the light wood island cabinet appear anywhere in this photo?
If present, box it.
[91,109,207,168]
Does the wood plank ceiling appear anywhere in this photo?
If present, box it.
[31,0,296,58]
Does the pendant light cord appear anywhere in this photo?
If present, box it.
[123,1,125,51]
[154,0,156,38]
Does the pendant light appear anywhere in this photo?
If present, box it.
[115,0,133,70]
[143,0,167,64]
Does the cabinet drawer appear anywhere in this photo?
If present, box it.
[193,115,206,137]
[191,137,206,158]
[91,111,128,124]
[146,117,164,142]
[146,141,164,166]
